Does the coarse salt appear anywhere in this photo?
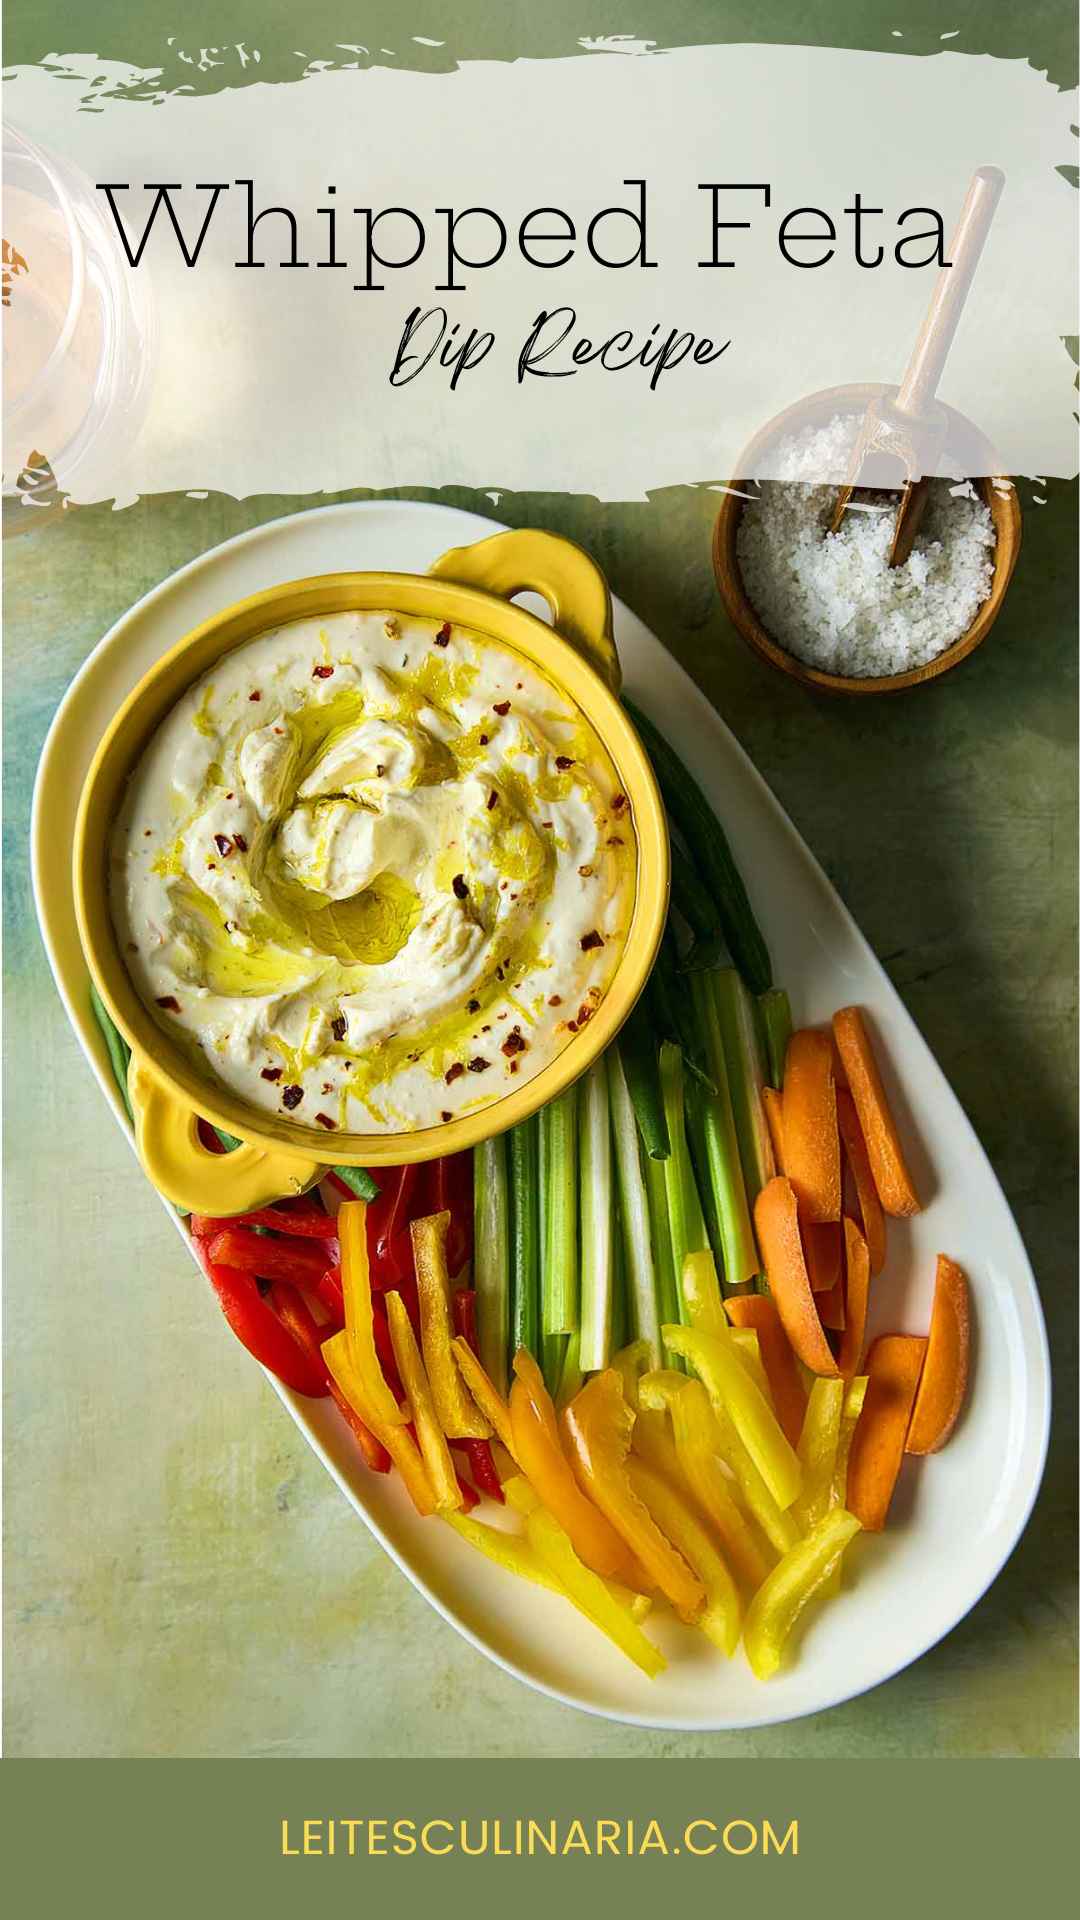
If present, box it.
[736,415,996,678]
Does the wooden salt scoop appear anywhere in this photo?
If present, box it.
[830,166,1005,566]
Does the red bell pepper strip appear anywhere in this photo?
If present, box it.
[451,1287,504,1502]
[423,1155,473,1275]
[268,1281,331,1379]
[192,1207,339,1242]
[204,1227,330,1288]
[370,1295,405,1401]
[328,1380,392,1473]
[192,1242,328,1397]
[365,1165,421,1288]
[316,1269,346,1327]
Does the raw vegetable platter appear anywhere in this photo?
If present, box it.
[32,499,1050,1730]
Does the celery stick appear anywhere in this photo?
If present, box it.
[758,987,793,1091]
[658,1041,709,1325]
[618,995,669,1159]
[543,1332,568,1398]
[712,967,776,1204]
[610,1045,662,1368]
[556,1328,583,1410]
[579,1054,614,1372]
[509,1116,539,1363]
[610,1183,629,1357]
[688,973,760,1288]
[540,1085,578,1338]
[473,1135,510,1395]
[643,1149,680,1334]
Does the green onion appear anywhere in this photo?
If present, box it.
[609,1182,629,1356]
[670,839,718,942]
[658,1040,709,1325]
[617,994,670,1159]
[89,983,134,1124]
[328,1163,380,1202]
[610,1044,662,1367]
[509,1116,540,1363]
[712,966,776,1204]
[556,1328,583,1411]
[688,972,761,1289]
[625,699,772,995]
[758,987,793,1090]
[644,1149,680,1335]
[579,1054,614,1372]
[540,1085,578,1338]
[474,1134,510,1395]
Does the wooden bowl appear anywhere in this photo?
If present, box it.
[712,383,1022,696]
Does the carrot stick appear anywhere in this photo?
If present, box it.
[836,1218,870,1380]
[836,1087,887,1276]
[781,1029,840,1224]
[762,1085,786,1172]
[753,1177,839,1378]
[725,1293,808,1449]
[832,1008,921,1219]
[804,1221,841,1294]
[906,1257,970,1454]
[845,1333,927,1531]
[816,1274,846,1331]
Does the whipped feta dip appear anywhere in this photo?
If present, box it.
[110,609,636,1135]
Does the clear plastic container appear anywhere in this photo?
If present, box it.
[3,122,155,515]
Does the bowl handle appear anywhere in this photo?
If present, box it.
[128,1055,326,1216]
[427,529,620,692]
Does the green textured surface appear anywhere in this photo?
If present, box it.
[3,0,1078,1759]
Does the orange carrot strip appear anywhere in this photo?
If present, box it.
[753,1178,839,1378]
[832,1008,921,1219]
[816,1273,846,1331]
[782,1029,841,1224]
[836,1218,870,1380]
[804,1221,841,1294]
[836,1087,887,1276]
[725,1294,808,1449]
[906,1257,970,1455]
[845,1334,927,1531]
[762,1086,786,1172]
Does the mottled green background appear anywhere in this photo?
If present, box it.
[4,1,1077,1758]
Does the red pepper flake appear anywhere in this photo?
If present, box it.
[261,1066,283,1082]
[508,1060,519,1074]
[143,828,152,837]
[315,1113,337,1130]
[312,663,334,679]
[578,864,594,878]
[548,994,562,1007]
[555,755,574,771]
[487,791,498,810]
[607,835,624,848]
[478,734,489,746]
[441,1110,453,1123]
[445,1062,465,1085]
[580,929,604,952]
[249,690,261,702]
[501,1028,527,1057]
[467,1057,490,1074]
[435,622,452,646]
[567,1019,578,1033]
[611,793,627,813]
[466,998,480,1014]
[213,833,234,857]
[282,1085,304,1110]
[492,700,511,716]
[233,833,248,854]
[331,1014,347,1042]
[577,1003,593,1025]
[452,873,469,900]
[375,764,386,778]
[155,995,181,1013]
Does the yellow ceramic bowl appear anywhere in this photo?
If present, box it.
[74,528,669,1215]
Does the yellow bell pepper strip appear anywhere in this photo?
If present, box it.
[743,1508,862,1680]
[609,1341,682,1481]
[820,1376,869,1596]
[790,1377,844,1536]
[682,1248,728,1335]
[563,1371,706,1618]
[525,1502,667,1678]
[450,1335,517,1458]
[660,1365,798,1558]
[503,1475,652,1622]
[639,1371,773,1594]
[322,1329,435,1516]
[509,1356,643,1586]
[626,1458,741,1653]
[443,1510,563,1594]
[385,1291,462,1514]
[728,1327,775,1408]
[411,1211,490,1439]
[663,1322,802,1511]
[337,1201,406,1428]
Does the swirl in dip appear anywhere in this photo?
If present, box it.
[110,610,636,1134]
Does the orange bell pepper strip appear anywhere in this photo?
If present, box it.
[782,1029,841,1224]
[639,1371,773,1593]
[322,1329,435,1516]
[337,1202,406,1428]
[385,1291,462,1513]
[753,1177,840,1378]
[845,1334,927,1530]
[509,1351,643,1586]
[411,1211,490,1439]
[836,1218,871,1380]
[662,1320,803,1509]
[450,1335,516,1458]
[626,1458,741,1652]
[831,1007,921,1218]
[563,1370,706,1618]
[724,1294,807,1450]
[836,1087,887,1275]
[906,1256,970,1454]
[743,1508,862,1679]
